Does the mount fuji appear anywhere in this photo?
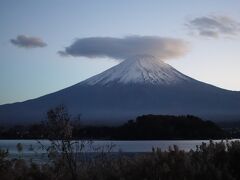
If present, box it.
[0,55,240,125]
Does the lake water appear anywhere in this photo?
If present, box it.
[1,139,239,162]
[1,139,239,154]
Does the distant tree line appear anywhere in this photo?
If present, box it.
[0,106,240,180]
[0,114,228,140]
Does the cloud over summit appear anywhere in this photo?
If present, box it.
[58,36,189,61]
[10,35,47,48]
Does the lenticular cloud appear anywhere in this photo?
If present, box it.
[58,36,189,61]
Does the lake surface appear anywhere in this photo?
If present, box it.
[1,139,239,154]
[1,139,239,162]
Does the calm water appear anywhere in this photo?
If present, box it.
[1,139,239,162]
[0,139,238,154]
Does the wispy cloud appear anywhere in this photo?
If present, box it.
[10,35,47,48]
[58,36,189,61]
[186,15,240,38]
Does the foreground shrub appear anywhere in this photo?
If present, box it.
[1,140,240,180]
[0,106,239,180]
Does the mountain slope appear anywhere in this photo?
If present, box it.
[0,55,239,125]
[82,55,190,85]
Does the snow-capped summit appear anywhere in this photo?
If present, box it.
[83,55,190,86]
[0,54,239,125]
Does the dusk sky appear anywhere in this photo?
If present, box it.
[1,0,240,105]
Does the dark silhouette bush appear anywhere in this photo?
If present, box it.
[0,140,240,179]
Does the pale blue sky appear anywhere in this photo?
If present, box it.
[0,0,240,105]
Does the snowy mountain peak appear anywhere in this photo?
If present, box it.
[82,54,191,86]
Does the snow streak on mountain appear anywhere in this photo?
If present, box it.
[83,55,190,86]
